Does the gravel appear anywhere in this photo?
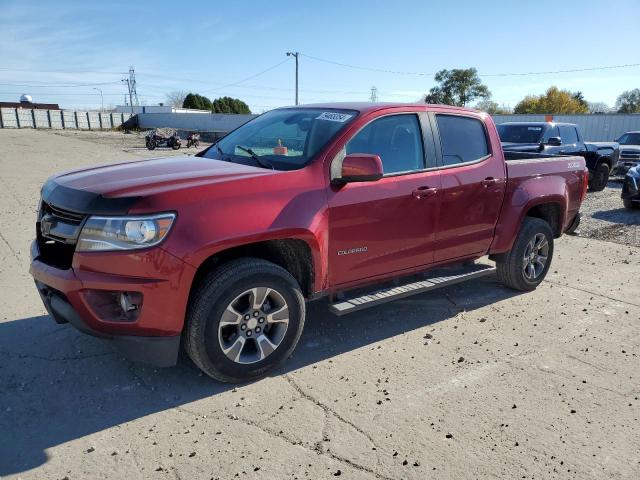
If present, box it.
[573,178,640,247]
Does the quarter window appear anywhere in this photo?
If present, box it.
[346,114,425,174]
[436,115,489,166]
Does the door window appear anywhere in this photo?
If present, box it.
[558,126,578,144]
[436,115,489,166]
[346,114,425,174]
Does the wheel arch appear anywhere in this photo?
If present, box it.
[190,238,317,300]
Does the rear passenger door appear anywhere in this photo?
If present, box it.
[431,113,507,262]
[558,125,581,155]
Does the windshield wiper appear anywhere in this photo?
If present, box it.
[236,145,274,170]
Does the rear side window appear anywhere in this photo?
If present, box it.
[346,114,425,174]
[559,126,578,144]
[436,115,489,166]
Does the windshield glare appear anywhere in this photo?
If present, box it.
[497,124,545,144]
[202,108,357,170]
[617,133,640,145]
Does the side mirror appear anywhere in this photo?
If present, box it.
[332,153,383,184]
[546,136,562,146]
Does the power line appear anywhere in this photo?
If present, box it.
[0,81,121,88]
[300,53,640,77]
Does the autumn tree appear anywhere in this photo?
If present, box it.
[424,68,490,106]
[513,87,589,114]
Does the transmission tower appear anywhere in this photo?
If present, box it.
[128,67,139,106]
[369,86,378,102]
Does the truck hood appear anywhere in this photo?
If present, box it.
[42,155,278,215]
[501,142,541,152]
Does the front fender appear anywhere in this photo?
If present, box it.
[489,175,569,254]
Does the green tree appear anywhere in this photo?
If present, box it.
[424,68,490,106]
[615,89,640,113]
[474,99,512,114]
[572,91,588,110]
[211,96,251,114]
[182,93,212,110]
[513,87,589,114]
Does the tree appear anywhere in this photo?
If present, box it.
[615,89,640,113]
[474,99,512,114]
[513,86,589,114]
[587,101,611,114]
[166,90,188,108]
[572,91,588,110]
[424,68,490,107]
[211,96,251,114]
[182,93,212,110]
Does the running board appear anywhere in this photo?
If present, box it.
[329,263,496,316]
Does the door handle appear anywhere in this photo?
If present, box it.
[412,186,438,199]
[481,177,498,187]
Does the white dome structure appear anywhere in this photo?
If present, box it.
[20,94,33,103]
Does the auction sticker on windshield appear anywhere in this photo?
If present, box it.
[316,112,353,122]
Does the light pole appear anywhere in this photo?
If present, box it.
[93,87,104,112]
[286,51,299,105]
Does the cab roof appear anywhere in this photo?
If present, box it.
[278,102,482,115]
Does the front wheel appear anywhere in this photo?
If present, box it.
[184,259,305,382]
[496,217,554,291]
[588,163,610,192]
[623,198,638,210]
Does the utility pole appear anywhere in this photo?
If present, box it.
[93,87,104,112]
[122,78,133,113]
[369,86,378,102]
[286,51,299,105]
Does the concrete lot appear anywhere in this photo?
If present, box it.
[0,129,639,479]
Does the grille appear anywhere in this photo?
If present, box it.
[620,150,640,159]
[36,201,87,269]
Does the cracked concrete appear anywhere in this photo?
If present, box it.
[1,129,639,479]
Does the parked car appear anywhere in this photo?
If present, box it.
[30,103,589,382]
[498,122,619,191]
[621,164,640,210]
[614,131,640,175]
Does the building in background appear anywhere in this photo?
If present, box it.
[0,94,59,110]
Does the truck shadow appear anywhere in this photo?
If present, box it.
[0,275,519,475]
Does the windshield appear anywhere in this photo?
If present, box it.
[617,133,640,145]
[497,124,545,144]
[201,108,358,170]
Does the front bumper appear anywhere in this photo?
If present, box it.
[29,241,196,367]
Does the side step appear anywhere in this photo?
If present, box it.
[329,263,496,316]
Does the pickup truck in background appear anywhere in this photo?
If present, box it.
[498,121,619,191]
[614,131,640,175]
[30,103,589,382]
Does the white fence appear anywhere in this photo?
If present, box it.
[0,108,134,130]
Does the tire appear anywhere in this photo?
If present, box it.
[588,162,610,192]
[148,139,156,150]
[184,258,305,382]
[623,198,638,210]
[496,217,554,292]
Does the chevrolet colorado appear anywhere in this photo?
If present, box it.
[30,103,589,382]
[498,121,619,191]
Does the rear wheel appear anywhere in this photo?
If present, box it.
[588,163,610,192]
[184,259,305,382]
[496,217,554,291]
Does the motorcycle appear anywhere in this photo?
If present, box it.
[186,132,200,148]
[145,129,181,150]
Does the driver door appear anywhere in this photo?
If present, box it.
[327,113,441,287]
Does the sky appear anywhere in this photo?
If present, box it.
[1,0,639,112]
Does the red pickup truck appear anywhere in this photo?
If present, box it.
[30,103,588,382]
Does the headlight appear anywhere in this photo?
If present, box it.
[76,213,176,252]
